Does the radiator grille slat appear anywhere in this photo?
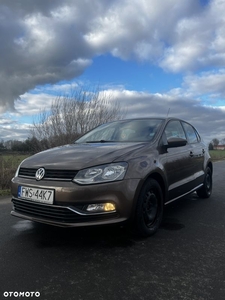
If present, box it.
[19,168,78,181]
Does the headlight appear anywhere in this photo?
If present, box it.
[73,162,128,185]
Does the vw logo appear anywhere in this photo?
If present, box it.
[35,168,45,181]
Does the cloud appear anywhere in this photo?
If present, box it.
[159,0,225,72]
[1,0,225,144]
[1,0,225,114]
[100,87,225,143]
[0,0,94,112]
[0,114,31,141]
[183,69,225,99]
[85,0,200,61]
[1,85,225,143]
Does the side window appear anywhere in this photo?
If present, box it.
[164,121,186,140]
[182,122,198,143]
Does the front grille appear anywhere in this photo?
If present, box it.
[19,168,78,181]
[12,199,117,224]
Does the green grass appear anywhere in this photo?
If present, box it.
[0,189,11,196]
[1,154,29,164]
[209,150,225,161]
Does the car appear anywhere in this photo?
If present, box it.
[11,118,213,237]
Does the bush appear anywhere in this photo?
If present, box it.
[0,154,29,190]
[0,156,14,190]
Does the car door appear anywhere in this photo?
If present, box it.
[181,121,205,186]
[160,120,193,202]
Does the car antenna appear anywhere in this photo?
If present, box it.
[166,108,170,117]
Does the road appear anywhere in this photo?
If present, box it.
[0,161,225,300]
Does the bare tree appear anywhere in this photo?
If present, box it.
[212,138,219,147]
[220,138,225,145]
[31,86,126,151]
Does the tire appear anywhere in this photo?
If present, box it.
[134,178,163,237]
[197,167,212,198]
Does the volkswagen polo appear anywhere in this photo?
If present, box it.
[11,118,213,236]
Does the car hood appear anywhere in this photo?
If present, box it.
[22,142,147,170]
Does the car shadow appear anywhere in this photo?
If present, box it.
[12,218,137,248]
[161,191,211,231]
[11,192,211,248]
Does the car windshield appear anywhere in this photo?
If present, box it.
[75,119,164,143]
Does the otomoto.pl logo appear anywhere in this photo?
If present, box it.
[3,291,40,298]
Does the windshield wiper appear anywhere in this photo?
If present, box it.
[85,140,115,143]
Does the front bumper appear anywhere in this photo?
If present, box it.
[11,198,125,227]
[11,177,141,227]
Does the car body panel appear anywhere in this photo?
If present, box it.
[22,142,147,170]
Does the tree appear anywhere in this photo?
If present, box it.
[31,86,126,151]
[208,142,214,151]
[212,138,219,147]
[220,138,225,145]
[0,140,6,152]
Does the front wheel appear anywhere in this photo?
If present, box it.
[197,167,212,198]
[134,178,163,237]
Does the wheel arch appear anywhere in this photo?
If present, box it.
[132,172,165,237]
[207,161,213,175]
[146,172,166,203]
[131,170,167,220]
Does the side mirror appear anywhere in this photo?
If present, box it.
[167,137,187,148]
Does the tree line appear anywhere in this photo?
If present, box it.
[0,138,37,153]
[208,138,225,150]
[1,133,224,154]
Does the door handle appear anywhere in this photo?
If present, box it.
[190,151,194,157]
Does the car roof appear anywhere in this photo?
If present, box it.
[109,117,186,123]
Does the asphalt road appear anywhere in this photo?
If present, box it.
[0,161,225,300]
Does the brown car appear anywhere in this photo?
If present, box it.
[11,118,213,236]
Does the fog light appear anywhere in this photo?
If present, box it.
[86,203,116,213]
[104,203,116,211]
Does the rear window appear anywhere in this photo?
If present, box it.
[182,122,199,143]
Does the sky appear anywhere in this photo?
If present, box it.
[0,0,225,144]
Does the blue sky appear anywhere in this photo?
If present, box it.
[0,0,225,143]
[80,55,182,93]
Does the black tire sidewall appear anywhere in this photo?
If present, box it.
[135,178,163,237]
[197,167,212,198]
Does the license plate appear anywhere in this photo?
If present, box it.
[18,186,54,204]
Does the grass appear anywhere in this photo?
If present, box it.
[0,189,11,196]
[209,150,225,161]
[0,153,30,195]
[1,154,29,163]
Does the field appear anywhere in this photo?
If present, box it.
[0,150,225,195]
[0,154,30,194]
[209,150,225,161]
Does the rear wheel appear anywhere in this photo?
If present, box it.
[134,178,163,237]
[197,167,212,198]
